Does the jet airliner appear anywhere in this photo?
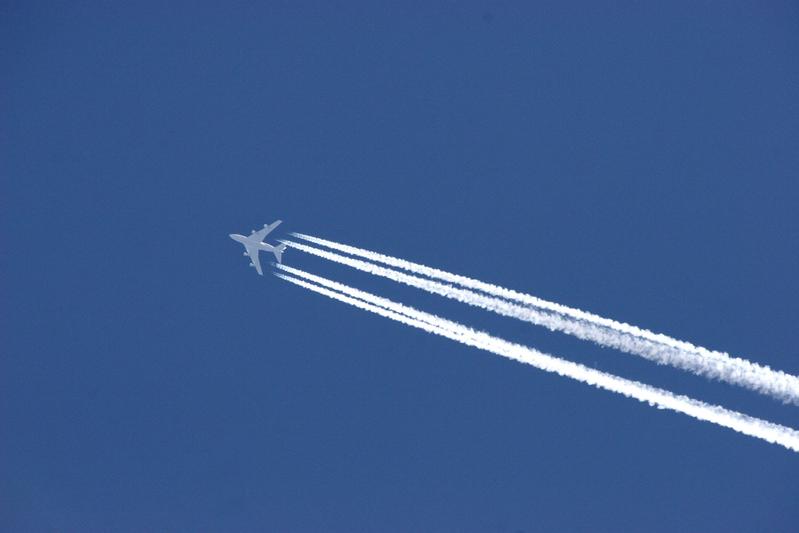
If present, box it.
[229,220,286,275]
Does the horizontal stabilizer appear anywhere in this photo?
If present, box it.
[273,243,287,264]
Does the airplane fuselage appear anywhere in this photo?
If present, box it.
[229,233,275,252]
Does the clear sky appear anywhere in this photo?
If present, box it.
[3,2,799,531]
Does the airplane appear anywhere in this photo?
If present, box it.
[229,220,286,275]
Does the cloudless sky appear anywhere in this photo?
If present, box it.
[3,2,799,531]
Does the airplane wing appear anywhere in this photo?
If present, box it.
[245,244,263,275]
[249,220,282,242]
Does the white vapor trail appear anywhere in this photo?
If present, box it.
[273,264,799,453]
[287,233,799,406]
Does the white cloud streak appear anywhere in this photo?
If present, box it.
[287,233,799,405]
[274,264,799,453]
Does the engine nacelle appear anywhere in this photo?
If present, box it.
[249,263,255,268]
[243,252,248,256]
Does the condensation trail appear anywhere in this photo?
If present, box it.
[273,265,799,453]
[286,233,799,406]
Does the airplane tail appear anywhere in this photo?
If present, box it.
[273,243,287,264]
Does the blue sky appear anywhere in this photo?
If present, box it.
[3,2,799,531]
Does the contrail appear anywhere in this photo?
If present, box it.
[273,265,799,453]
[286,234,799,405]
